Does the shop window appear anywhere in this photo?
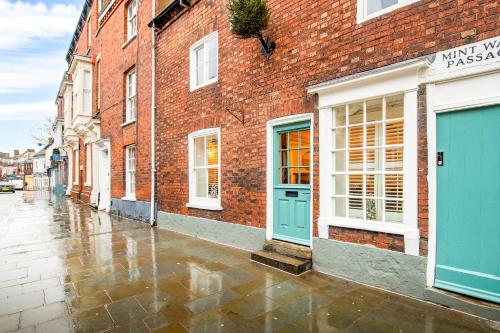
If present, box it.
[188,128,221,210]
[331,94,404,223]
[190,31,218,91]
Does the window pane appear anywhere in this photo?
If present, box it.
[366,198,382,220]
[334,128,346,149]
[366,149,383,172]
[289,149,299,167]
[194,137,205,167]
[300,130,310,148]
[299,167,310,185]
[280,133,288,150]
[208,38,217,80]
[280,168,289,184]
[348,126,363,148]
[349,197,363,219]
[386,201,403,222]
[333,151,346,172]
[334,106,346,127]
[385,174,403,199]
[290,168,299,184]
[280,151,287,167]
[386,121,404,145]
[195,169,207,197]
[349,175,363,197]
[366,174,382,197]
[366,98,382,122]
[334,175,346,195]
[348,150,363,171]
[334,197,346,217]
[386,94,404,119]
[348,102,363,125]
[208,168,218,198]
[289,131,299,149]
[366,123,382,147]
[299,149,310,167]
[206,135,218,165]
[386,148,403,171]
[367,0,398,15]
[196,47,204,86]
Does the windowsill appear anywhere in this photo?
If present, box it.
[190,79,218,92]
[121,195,136,202]
[121,119,136,127]
[84,182,92,187]
[186,202,223,211]
[357,0,420,24]
[319,216,409,236]
[122,34,136,49]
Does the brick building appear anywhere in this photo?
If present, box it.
[61,0,153,219]
[151,0,500,316]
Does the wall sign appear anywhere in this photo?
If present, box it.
[432,36,500,71]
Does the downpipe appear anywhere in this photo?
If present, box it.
[150,0,157,226]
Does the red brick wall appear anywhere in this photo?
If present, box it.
[69,0,152,203]
[154,0,499,255]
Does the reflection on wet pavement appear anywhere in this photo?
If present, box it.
[0,192,498,332]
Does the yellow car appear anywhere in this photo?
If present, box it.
[0,183,15,193]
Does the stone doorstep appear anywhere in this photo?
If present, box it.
[251,250,312,275]
[263,240,312,260]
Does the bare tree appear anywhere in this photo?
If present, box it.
[30,116,55,147]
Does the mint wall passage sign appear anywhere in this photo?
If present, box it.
[434,36,500,70]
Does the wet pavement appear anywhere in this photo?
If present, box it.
[0,191,499,333]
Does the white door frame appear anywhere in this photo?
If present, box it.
[425,73,500,287]
[95,139,111,212]
[266,113,314,248]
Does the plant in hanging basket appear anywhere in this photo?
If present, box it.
[228,0,275,59]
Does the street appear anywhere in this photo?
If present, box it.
[0,192,498,333]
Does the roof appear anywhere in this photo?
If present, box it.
[65,0,93,64]
[34,149,46,157]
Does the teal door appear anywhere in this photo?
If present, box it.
[436,105,500,303]
[273,121,311,246]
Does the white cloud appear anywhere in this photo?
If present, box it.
[0,0,80,50]
[0,51,67,94]
[0,101,55,121]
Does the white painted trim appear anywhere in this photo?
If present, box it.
[121,195,136,202]
[356,0,421,24]
[266,113,314,248]
[187,127,222,210]
[426,83,437,287]
[121,119,137,127]
[425,69,500,287]
[189,31,218,92]
[122,34,136,49]
[316,63,422,255]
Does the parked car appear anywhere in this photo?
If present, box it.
[0,182,15,193]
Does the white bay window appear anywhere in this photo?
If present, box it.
[187,128,221,210]
[332,94,404,223]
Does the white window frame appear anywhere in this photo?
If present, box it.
[83,69,92,115]
[98,0,102,11]
[125,69,136,123]
[187,128,222,210]
[127,0,137,41]
[357,0,420,24]
[189,31,218,91]
[85,144,92,185]
[124,145,136,200]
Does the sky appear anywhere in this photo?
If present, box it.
[0,0,82,154]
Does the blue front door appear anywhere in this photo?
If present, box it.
[435,105,500,303]
[273,121,311,246]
